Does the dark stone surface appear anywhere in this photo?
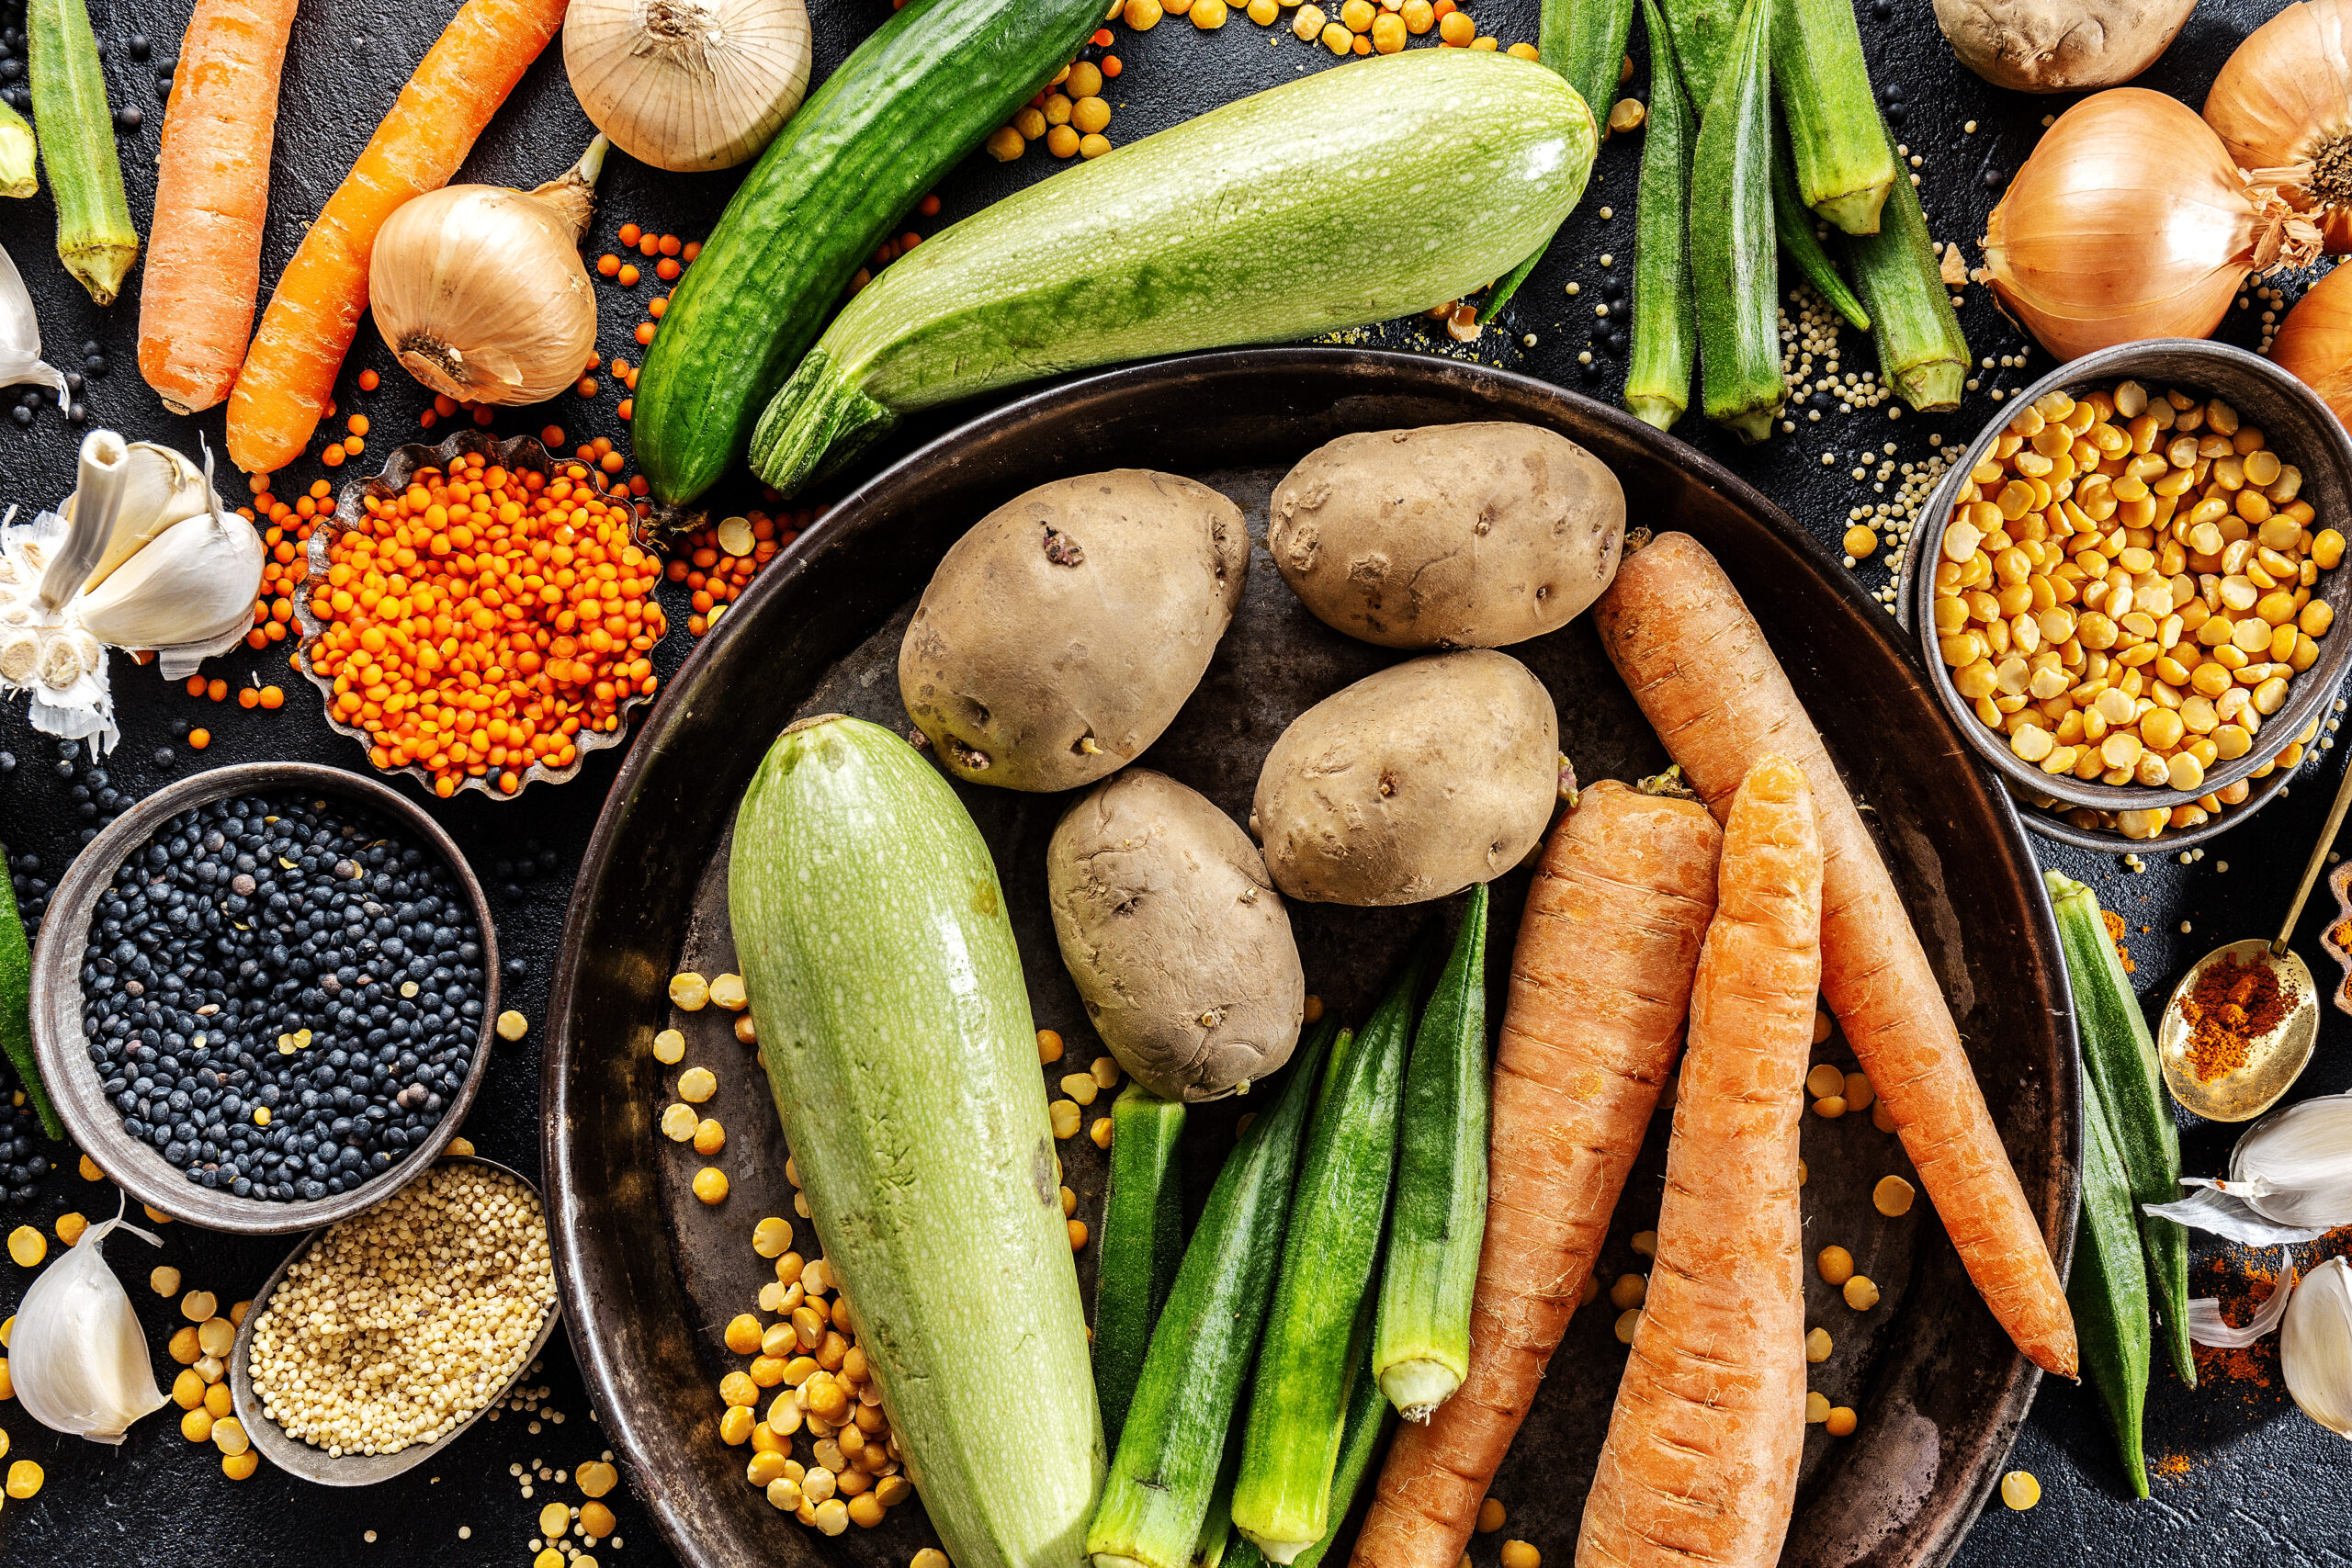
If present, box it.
[0,0,2346,1561]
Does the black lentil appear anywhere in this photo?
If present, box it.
[77,792,486,1204]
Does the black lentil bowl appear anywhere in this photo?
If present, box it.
[27,762,498,1233]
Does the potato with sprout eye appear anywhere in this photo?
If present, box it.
[1932,0,2197,91]
[899,470,1248,791]
[1047,769,1304,1101]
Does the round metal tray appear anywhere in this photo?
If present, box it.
[543,348,2079,1568]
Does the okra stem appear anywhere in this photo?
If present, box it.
[1770,0,1895,234]
[1623,0,1696,432]
[1771,135,1870,332]
[1838,117,1968,412]
[28,0,139,304]
[1689,0,1783,443]
[0,101,35,199]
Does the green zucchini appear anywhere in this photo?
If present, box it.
[1770,0,1894,233]
[0,843,59,1140]
[2047,872,2192,1388]
[631,0,1105,510]
[1098,1083,1190,1453]
[1771,136,1870,332]
[0,101,35,199]
[1623,0,1696,432]
[1227,1302,1395,1568]
[752,50,1599,495]
[1689,0,1783,443]
[2071,1064,2154,1499]
[1372,886,1490,1421]
[729,716,1102,1568]
[1090,1021,1341,1568]
[1232,948,1425,1563]
[1838,118,1969,412]
[28,0,138,304]
[1481,0,1626,321]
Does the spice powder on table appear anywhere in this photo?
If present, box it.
[2176,952,2293,1081]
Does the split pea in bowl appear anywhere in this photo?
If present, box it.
[1905,339,2352,844]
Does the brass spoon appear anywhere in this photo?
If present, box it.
[2156,753,2352,1122]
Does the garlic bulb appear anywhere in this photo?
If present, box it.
[2284,1257,2352,1438]
[369,138,609,407]
[9,1201,168,1444]
[2148,1092,2352,1245]
[566,0,811,173]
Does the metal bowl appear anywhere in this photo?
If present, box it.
[1997,746,2313,852]
[27,761,499,1234]
[289,426,661,801]
[1902,339,2352,832]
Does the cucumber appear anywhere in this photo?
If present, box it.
[1090,1021,1341,1568]
[1689,0,1783,443]
[728,716,1102,1568]
[2072,1064,2154,1499]
[1232,947,1426,1563]
[1372,886,1491,1421]
[752,50,1599,495]
[1098,1083,1190,1452]
[0,842,59,1140]
[1838,117,1969,412]
[631,0,1105,509]
[1771,136,1870,332]
[2048,872,2192,1388]
[1770,0,1895,233]
[1623,0,1696,431]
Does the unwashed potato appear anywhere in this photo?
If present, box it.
[1268,423,1625,649]
[1932,0,2196,91]
[1250,649,1559,906]
[899,470,1249,791]
[1047,769,1305,1101]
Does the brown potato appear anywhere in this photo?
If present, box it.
[1250,649,1559,906]
[1047,770,1304,1101]
[900,469,1248,792]
[1268,423,1624,649]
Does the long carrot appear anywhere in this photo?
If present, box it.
[1576,754,1819,1568]
[1348,781,1721,1568]
[223,0,567,473]
[138,0,303,415]
[1593,532,2077,1378]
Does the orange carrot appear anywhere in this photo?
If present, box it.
[1349,781,1720,1568]
[137,0,303,415]
[1594,532,2077,1378]
[223,0,568,473]
[1576,754,1820,1568]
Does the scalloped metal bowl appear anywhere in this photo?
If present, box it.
[289,427,661,801]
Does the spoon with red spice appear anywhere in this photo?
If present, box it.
[2155,760,2352,1121]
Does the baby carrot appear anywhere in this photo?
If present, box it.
[1594,533,2077,1378]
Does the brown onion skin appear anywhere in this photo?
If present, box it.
[2203,0,2352,253]
[2270,263,2352,425]
[1984,88,2256,361]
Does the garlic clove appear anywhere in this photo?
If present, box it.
[0,239,68,400]
[8,1202,169,1444]
[40,430,130,612]
[2220,1091,2352,1227]
[74,504,266,666]
[2283,1257,2352,1438]
[74,441,222,590]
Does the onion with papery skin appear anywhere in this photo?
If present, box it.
[565,0,811,173]
[2204,0,2352,254]
[2270,263,2352,425]
[1984,88,2319,361]
[368,138,607,407]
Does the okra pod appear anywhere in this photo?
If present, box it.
[1771,134,1869,331]
[2072,1065,2154,1499]
[1770,0,1895,233]
[1653,0,1741,105]
[2048,872,2193,1387]
[28,0,139,304]
[1097,1084,1191,1453]
[1227,1305,1394,1568]
[0,101,35,199]
[1838,117,1968,413]
[1372,886,1491,1421]
[1232,949,1426,1563]
[1088,1021,1339,1568]
[1482,0,1631,321]
[1689,0,1783,443]
[1623,0,1696,431]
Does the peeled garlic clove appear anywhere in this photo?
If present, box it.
[2284,1258,2352,1438]
[74,503,266,665]
[9,1203,169,1444]
[72,441,223,590]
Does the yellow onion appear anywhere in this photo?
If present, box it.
[2270,263,2352,425]
[2204,0,2352,253]
[1984,88,2320,361]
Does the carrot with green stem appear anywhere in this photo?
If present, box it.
[1347,781,1721,1568]
[1576,753,1819,1568]
[140,0,305,415]
[224,0,569,474]
[1594,532,2077,1379]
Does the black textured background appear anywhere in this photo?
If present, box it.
[0,0,2346,1561]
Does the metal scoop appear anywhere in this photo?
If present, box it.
[2156,753,2352,1122]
